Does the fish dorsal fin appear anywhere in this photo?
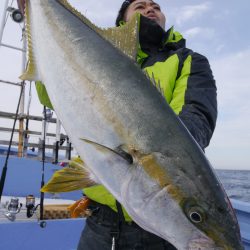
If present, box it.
[20,0,39,81]
[21,0,140,82]
[57,0,140,60]
[99,14,140,60]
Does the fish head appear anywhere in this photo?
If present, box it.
[180,196,244,250]
[121,150,244,250]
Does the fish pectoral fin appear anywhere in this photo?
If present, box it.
[80,138,133,164]
[41,158,96,193]
[20,0,40,81]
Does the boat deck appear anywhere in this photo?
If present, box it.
[0,155,249,250]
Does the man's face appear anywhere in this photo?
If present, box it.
[124,0,166,29]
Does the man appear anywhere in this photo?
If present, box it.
[78,0,217,250]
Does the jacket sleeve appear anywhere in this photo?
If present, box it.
[170,51,217,149]
[35,81,54,110]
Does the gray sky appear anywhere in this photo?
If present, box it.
[0,0,249,170]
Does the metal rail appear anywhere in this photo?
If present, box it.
[0,79,22,86]
[0,126,68,138]
[0,111,57,123]
[0,140,72,151]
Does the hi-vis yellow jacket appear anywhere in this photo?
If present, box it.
[37,17,217,221]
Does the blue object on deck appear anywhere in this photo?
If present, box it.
[232,199,250,250]
[0,155,82,200]
[0,218,85,250]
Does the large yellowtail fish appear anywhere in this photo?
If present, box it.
[21,0,243,249]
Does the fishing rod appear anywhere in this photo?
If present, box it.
[0,0,47,226]
[39,106,47,222]
[0,81,25,202]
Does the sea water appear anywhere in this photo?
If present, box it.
[216,170,250,202]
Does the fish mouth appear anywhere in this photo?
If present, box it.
[188,238,225,250]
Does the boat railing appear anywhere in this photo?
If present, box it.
[0,110,73,163]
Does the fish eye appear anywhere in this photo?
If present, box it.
[189,211,203,223]
[187,206,206,224]
[182,199,206,224]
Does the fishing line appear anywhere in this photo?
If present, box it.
[39,106,47,221]
[26,81,32,119]
[24,82,32,153]
[0,81,25,202]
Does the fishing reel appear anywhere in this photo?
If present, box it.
[4,197,22,221]
[6,7,24,23]
[3,196,46,227]
[25,195,47,228]
[26,194,36,218]
[43,108,53,121]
